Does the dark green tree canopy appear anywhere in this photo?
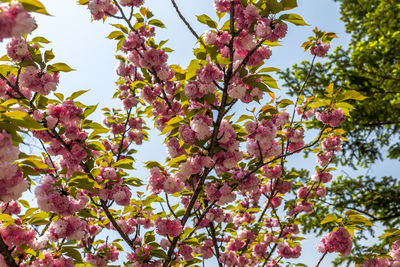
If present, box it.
[281,0,400,167]
[280,0,400,265]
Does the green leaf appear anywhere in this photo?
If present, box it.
[281,0,297,10]
[69,177,97,192]
[186,60,201,80]
[279,14,309,26]
[325,83,334,97]
[106,31,125,40]
[22,156,48,170]
[0,55,10,61]
[111,24,128,34]
[144,231,155,243]
[144,195,165,205]
[19,0,51,15]
[83,104,98,117]
[144,161,163,169]
[148,19,165,28]
[67,89,90,100]
[278,99,294,108]
[4,110,45,130]
[131,81,147,88]
[19,199,30,208]
[168,154,187,167]
[237,114,253,123]
[167,116,183,125]
[204,93,216,105]
[62,247,83,263]
[320,214,338,224]
[0,214,14,226]
[342,90,368,101]
[0,64,17,76]
[44,50,54,63]
[47,63,75,73]
[259,67,280,73]
[267,0,283,14]
[261,74,279,89]
[87,141,105,152]
[151,248,167,259]
[134,22,145,30]
[54,93,64,101]
[379,228,400,239]
[113,158,134,169]
[31,36,51,44]
[335,102,355,116]
[197,14,218,29]
[347,214,373,227]
[28,212,50,225]
[216,54,231,65]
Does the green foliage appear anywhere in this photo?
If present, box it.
[281,5,400,264]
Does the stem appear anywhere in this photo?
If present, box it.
[289,54,317,127]
[116,107,132,161]
[209,222,223,267]
[315,250,328,267]
[165,193,178,219]
[170,0,200,40]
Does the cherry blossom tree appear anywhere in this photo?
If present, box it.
[0,0,397,266]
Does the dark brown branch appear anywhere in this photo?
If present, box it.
[170,0,200,40]
[315,250,328,267]
[0,235,17,267]
[100,200,133,248]
[209,222,223,267]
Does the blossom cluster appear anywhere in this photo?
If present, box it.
[0,2,35,41]
[0,0,378,266]
[0,130,28,202]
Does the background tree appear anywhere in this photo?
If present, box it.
[280,0,400,265]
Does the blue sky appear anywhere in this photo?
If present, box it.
[1,0,385,265]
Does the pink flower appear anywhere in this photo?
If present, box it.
[179,124,196,144]
[228,83,247,99]
[0,222,35,248]
[277,243,301,258]
[316,151,334,167]
[322,136,342,152]
[316,108,345,127]
[196,63,223,83]
[227,238,244,251]
[312,170,333,183]
[119,0,144,7]
[30,252,74,267]
[19,66,59,95]
[190,114,212,140]
[362,258,388,267]
[6,38,30,62]
[390,239,400,260]
[155,218,183,237]
[0,3,35,41]
[219,252,238,267]
[317,227,352,257]
[48,216,87,241]
[35,175,88,216]
[310,41,330,57]
[88,0,118,20]
[214,0,230,13]
[179,245,193,261]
